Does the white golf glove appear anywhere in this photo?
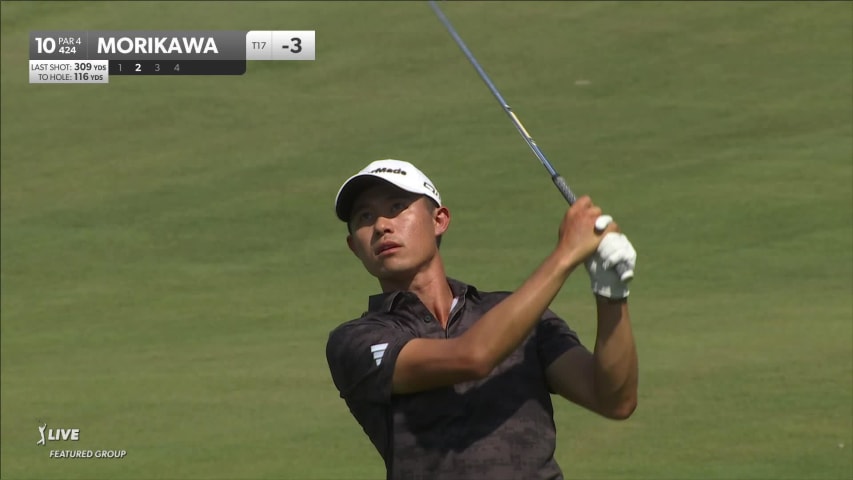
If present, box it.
[584,216,637,299]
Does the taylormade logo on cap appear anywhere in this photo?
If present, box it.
[335,159,442,222]
[369,167,407,175]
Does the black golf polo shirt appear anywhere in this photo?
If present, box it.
[326,278,582,480]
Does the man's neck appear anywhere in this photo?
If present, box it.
[378,256,455,328]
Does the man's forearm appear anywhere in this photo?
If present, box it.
[461,251,577,373]
[593,296,638,418]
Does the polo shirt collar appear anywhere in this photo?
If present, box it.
[366,277,479,313]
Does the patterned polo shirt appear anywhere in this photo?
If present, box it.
[326,278,581,480]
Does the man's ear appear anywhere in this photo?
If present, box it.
[434,206,451,236]
[346,234,357,255]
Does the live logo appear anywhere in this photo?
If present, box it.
[47,429,80,441]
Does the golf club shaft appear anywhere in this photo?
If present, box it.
[429,0,634,282]
[428,0,576,205]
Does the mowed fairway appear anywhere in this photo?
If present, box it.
[1,1,851,479]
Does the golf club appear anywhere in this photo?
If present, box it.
[428,0,633,281]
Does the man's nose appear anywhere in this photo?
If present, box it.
[373,214,394,233]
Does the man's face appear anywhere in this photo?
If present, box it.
[346,182,448,280]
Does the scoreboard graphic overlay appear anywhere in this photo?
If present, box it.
[29,30,315,84]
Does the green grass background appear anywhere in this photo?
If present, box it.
[1,1,851,479]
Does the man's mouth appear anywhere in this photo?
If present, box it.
[375,242,401,255]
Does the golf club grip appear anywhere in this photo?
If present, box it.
[552,175,577,205]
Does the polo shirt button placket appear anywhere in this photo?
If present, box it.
[423,314,433,324]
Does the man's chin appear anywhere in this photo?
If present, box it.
[372,263,416,282]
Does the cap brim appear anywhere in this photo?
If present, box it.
[335,175,391,222]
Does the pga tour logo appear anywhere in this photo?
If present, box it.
[37,423,79,445]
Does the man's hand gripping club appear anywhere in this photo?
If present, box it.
[558,197,637,300]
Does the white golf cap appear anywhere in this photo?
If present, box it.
[335,159,442,222]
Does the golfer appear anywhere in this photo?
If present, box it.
[326,159,639,480]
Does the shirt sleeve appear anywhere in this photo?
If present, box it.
[536,308,582,370]
[326,317,415,404]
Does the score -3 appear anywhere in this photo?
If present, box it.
[109,60,246,75]
[252,37,304,53]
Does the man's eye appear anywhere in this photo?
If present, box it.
[391,202,405,212]
[358,210,374,222]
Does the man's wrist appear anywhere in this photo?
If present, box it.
[595,294,628,305]
[548,249,581,277]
